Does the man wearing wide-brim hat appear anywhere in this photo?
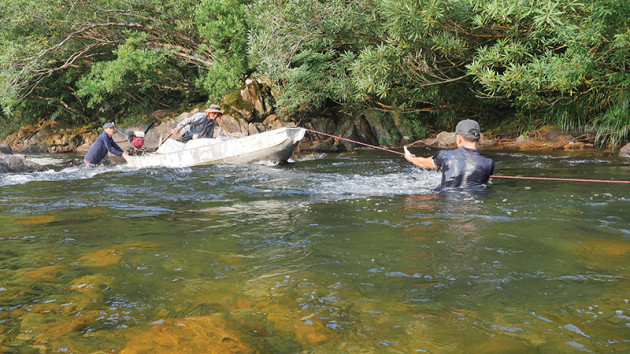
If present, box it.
[172,104,223,142]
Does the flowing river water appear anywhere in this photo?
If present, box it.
[0,147,629,352]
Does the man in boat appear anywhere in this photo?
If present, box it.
[171,104,223,143]
[83,122,128,168]
[404,119,494,189]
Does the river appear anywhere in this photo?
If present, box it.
[1,148,629,352]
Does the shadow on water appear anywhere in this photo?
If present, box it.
[0,150,629,352]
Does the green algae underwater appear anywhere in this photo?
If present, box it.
[0,149,629,352]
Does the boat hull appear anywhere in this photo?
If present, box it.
[125,127,305,168]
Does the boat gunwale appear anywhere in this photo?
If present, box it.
[126,127,305,168]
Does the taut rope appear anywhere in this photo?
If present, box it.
[304,129,630,184]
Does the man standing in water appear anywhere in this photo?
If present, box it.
[84,122,128,168]
[171,104,222,142]
[404,119,494,189]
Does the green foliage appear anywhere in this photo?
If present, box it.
[248,0,381,116]
[466,0,630,145]
[400,118,429,140]
[351,44,400,100]
[1,0,628,147]
[590,90,629,148]
[76,33,190,115]
[248,0,628,145]
[0,0,252,129]
[379,0,452,44]
[249,0,483,134]
[197,0,253,103]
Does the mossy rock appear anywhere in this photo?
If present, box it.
[224,89,255,112]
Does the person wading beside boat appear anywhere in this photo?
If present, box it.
[172,104,223,143]
[83,122,128,168]
[404,119,494,190]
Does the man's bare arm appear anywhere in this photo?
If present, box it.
[404,146,437,169]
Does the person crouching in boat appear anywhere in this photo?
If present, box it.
[404,119,494,190]
[83,122,129,168]
[171,104,223,143]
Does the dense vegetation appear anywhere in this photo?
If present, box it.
[1,0,628,145]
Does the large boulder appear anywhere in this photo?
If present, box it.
[508,125,576,150]
[333,116,379,151]
[241,78,268,121]
[215,115,248,138]
[409,130,494,148]
[21,142,48,154]
[6,121,93,154]
[0,153,46,173]
[0,144,13,154]
[410,131,456,147]
[364,113,400,147]
[436,131,456,147]
[222,78,273,123]
[620,143,630,158]
[305,118,336,135]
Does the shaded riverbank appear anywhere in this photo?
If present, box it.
[1,84,629,165]
[2,113,628,174]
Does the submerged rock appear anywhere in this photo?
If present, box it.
[0,152,47,173]
[0,144,13,154]
[120,316,255,353]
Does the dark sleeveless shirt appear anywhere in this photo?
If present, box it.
[433,147,494,190]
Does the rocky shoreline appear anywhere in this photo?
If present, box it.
[2,117,627,173]
[1,79,628,173]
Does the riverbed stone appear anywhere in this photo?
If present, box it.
[619,143,630,157]
[479,135,494,146]
[436,131,456,146]
[0,153,46,173]
[120,316,255,353]
[539,126,574,143]
[409,137,437,147]
[0,160,11,173]
[217,115,247,138]
[353,115,379,145]
[0,144,13,154]
[248,123,260,135]
[13,214,56,226]
[563,141,592,150]
[21,142,48,154]
[77,248,122,267]
[146,122,176,149]
[13,264,67,282]
[364,112,399,147]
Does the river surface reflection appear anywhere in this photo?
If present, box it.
[1,148,629,352]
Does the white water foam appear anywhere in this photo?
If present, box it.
[0,165,130,187]
[24,155,70,166]
[309,169,441,197]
